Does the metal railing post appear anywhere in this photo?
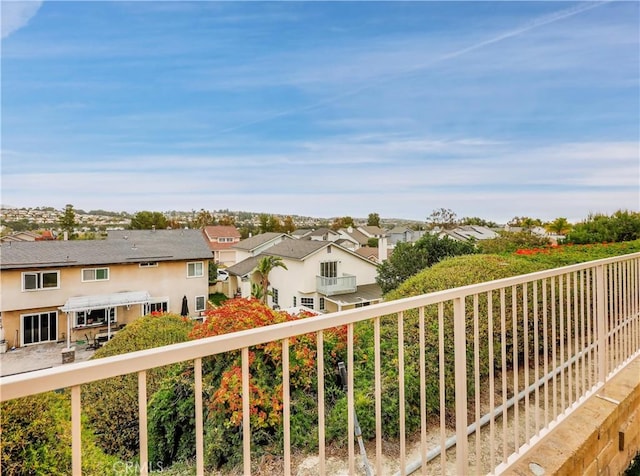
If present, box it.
[596,265,607,383]
[453,296,468,475]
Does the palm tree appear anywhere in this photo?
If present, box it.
[255,256,288,305]
[546,217,572,236]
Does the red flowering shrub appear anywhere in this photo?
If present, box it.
[149,298,348,470]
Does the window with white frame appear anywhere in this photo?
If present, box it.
[22,271,59,291]
[195,295,206,312]
[319,297,325,311]
[320,261,338,278]
[187,261,204,278]
[143,299,169,315]
[139,261,158,268]
[300,297,314,309]
[82,267,109,282]
[272,288,279,305]
[217,237,234,243]
[293,296,297,307]
[75,308,116,327]
[22,311,57,345]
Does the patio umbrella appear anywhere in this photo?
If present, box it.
[181,295,189,317]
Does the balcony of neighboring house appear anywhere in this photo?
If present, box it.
[2,253,640,475]
[316,273,357,296]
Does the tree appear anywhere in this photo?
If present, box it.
[282,215,296,234]
[426,208,458,230]
[508,216,542,230]
[330,216,354,231]
[459,216,498,228]
[255,255,287,305]
[565,210,640,244]
[58,204,78,239]
[367,237,379,248]
[208,261,218,285]
[258,214,270,233]
[376,234,476,294]
[545,217,572,235]
[367,213,381,227]
[218,214,236,226]
[193,209,216,229]
[130,211,168,230]
[267,215,282,233]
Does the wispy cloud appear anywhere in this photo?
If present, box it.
[1,1,42,39]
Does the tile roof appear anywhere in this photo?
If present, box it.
[203,225,241,240]
[1,229,212,269]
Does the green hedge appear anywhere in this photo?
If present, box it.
[1,391,118,475]
[82,313,194,459]
[326,255,550,441]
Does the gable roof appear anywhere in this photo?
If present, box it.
[358,226,386,237]
[203,225,241,240]
[339,227,369,245]
[226,256,260,277]
[306,228,340,239]
[232,232,288,251]
[1,229,212,270]
[259,239,328,260]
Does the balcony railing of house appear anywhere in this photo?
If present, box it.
[2,253,639,475]
[316,273,357,296]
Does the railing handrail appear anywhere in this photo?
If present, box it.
[2,251,638,402]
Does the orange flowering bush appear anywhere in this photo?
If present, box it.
[150,298,348,470]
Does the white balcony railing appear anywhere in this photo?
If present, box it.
[2,253,639,475]
[316,273,357,296]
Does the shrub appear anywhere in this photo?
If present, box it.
[82,313,194,459]
[376,234,477,293]
[566,210,640,244]
[149,298,347,471]
[330,254,549,440]
[477,231,550,254]
[1,391,118,475]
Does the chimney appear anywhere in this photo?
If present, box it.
[378,236,388,262]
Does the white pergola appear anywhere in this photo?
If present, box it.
[59,291,151,348]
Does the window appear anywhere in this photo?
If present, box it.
[195,295,206,312]
[22,311,57,345]
[355,302,371,308]
[187,261,204,278]
[75,308,116,327]
[217,237,234,243]
[320,261,338,278]
[23,271,59,291]
[293,296,297,307]
[139,261,158,268]
[82,267,109,282]
[144,300,168,315]
[300,297,314,310]
[272,288,279,305]
[319,297,325,311]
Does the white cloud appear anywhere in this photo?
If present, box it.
[1,1,43,39]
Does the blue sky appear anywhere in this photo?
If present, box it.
[1,1,638,223]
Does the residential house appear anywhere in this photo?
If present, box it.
[0,229,211,349]
[202,225,241,266]
[306,228,341,242]
[386,226,426,246]
[439,225,499,242]
[225,240,382,313]
[232,232,291,263]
